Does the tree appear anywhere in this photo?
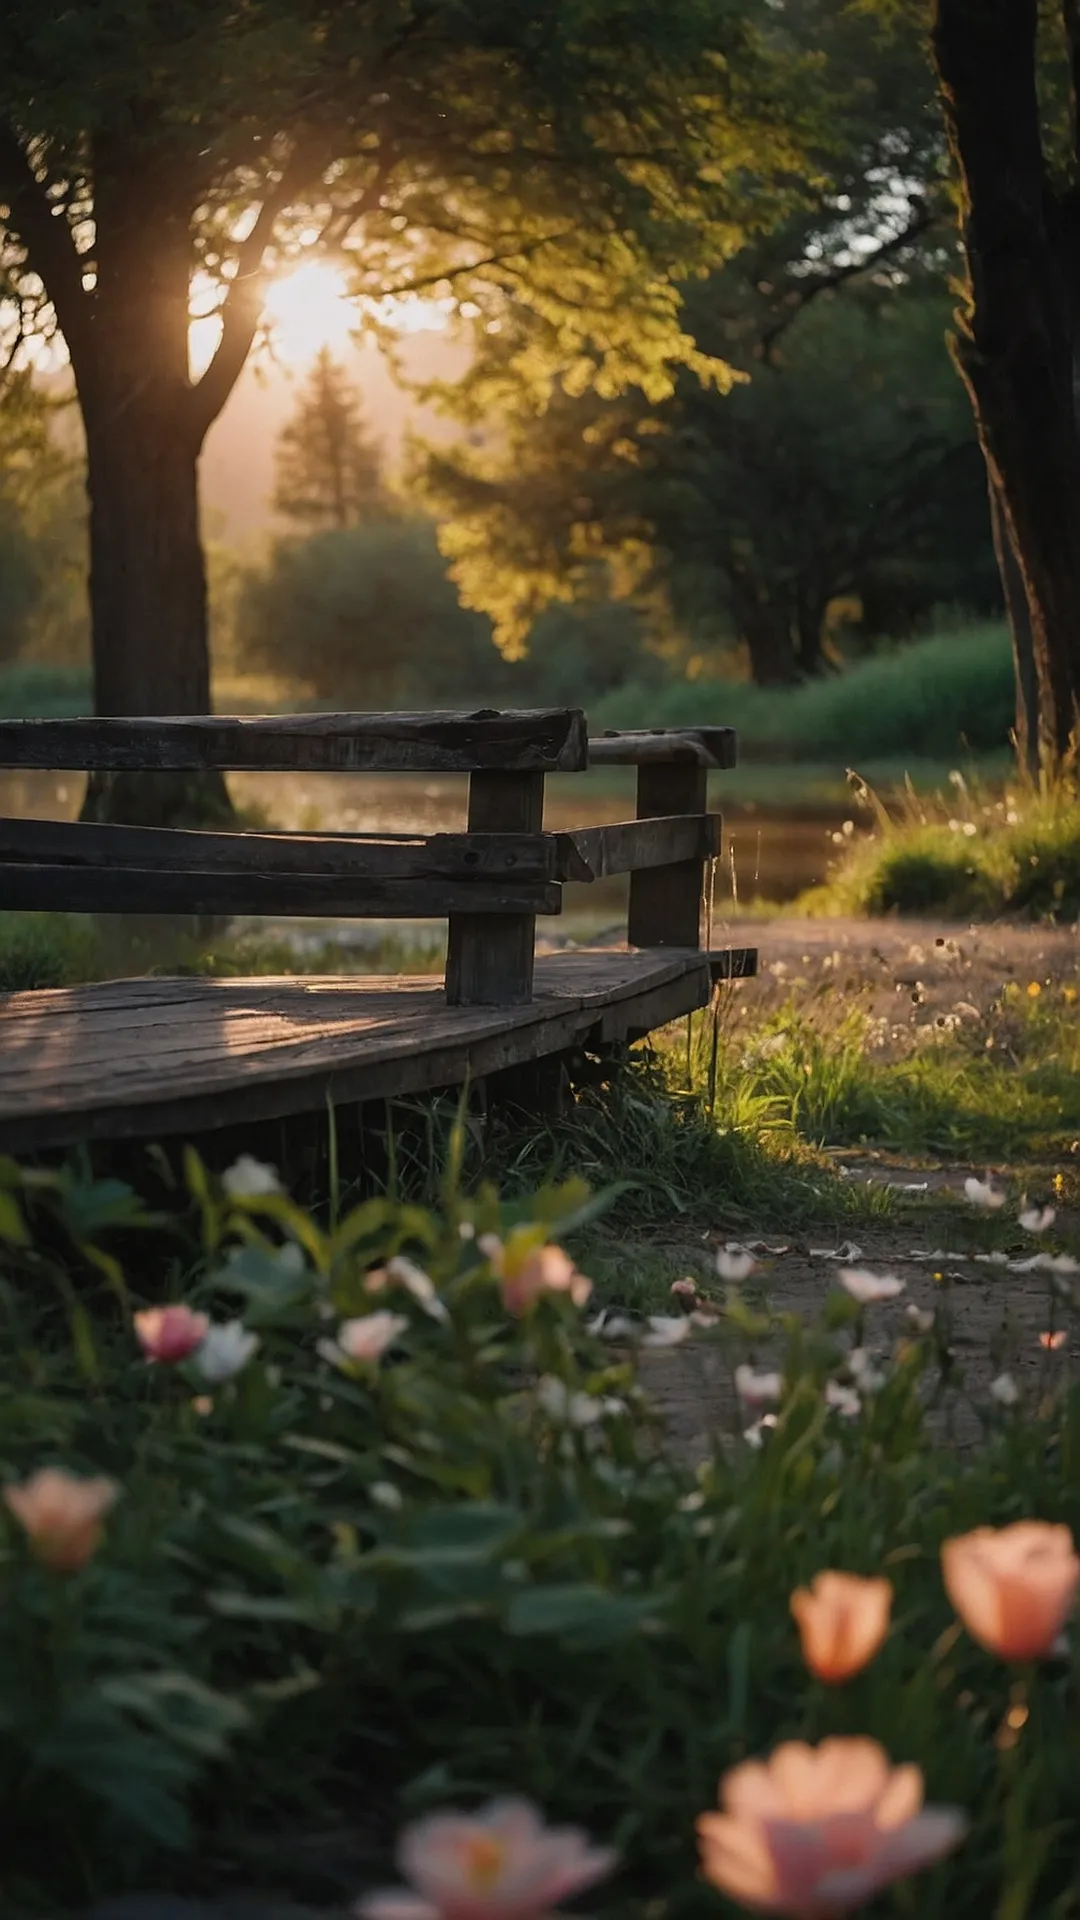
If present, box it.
[418,0,991,682]
[274,350,384,531]
[929,0,1080,761]
[0,0,799,823]
[423,279,997,685]
[0,368,83,666]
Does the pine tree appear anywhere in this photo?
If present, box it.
[273,350,385,531]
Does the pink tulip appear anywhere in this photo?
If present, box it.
[358,1797,616,1920]
[698,1738,965,1917]
[478,1231,591,1317]
[941,1521,1080,1661]
[133,1304,210,1364]
[790,1572,892,1683]
[3,1467,119,1572]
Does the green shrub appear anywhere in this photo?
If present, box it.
[0,660,90,717]
[1,1149,1080,1916]
[592,622,1014,763]
[0,912,103,990]
[804,770,1080,920]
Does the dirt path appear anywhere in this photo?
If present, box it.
[639,915,1080,1458]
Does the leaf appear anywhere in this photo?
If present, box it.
[505,1582,663,1645]
[0,1188,27,1244]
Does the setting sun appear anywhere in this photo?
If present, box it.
[188,259,453,376]
[262,260,358,363]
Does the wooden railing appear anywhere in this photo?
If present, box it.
[0,708,751,1006]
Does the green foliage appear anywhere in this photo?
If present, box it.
[234,517,661,707]
[274,349,386,533]
[0,373,87,668]
[0,913,103,991]
[726,980,1080,1160]
[804,764,1080,920]
[417,2,998,677]
[594,621,1015,760]
[2,1149,1080,1916]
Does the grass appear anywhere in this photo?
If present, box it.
[715,975,1080,1164]
[591,620,1014,761]
[801,763,1080,919]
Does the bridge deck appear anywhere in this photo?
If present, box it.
[0,948,718,1152]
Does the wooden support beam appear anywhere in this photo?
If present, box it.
[707,947,758,981]
[0,863,560,919]
[554,813,721,881]
[0,708,588,774]
[445,771,545,1006]
[0,815,558,881]
[627,764,711,950]
[588,727,736,768]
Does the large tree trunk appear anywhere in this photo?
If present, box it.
[933,0,1080,761]
[75,143,232,827]
[987,476,1039,776]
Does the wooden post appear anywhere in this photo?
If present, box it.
[445,770,545,1005]
[627,762,709,949]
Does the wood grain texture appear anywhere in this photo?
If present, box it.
[445,771,545,1006]
[588,727,737,769]
[626,764,710,950]
[555,813,721,881]
[0,949,714,1150]
[0,815,558,881]
[0,863,561,918]
[0,708,589,774]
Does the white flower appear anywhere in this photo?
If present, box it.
[536,1375,603,1428]
[743,1415,778,1450]
[318,1312,408,1369]
[905,1305,935,1334]
[838,1268,905,1304]
[990,1372,1020,1407]
[734,1365,782,1412]
[848,1348,887,1394]
[964,1176,1006,1210]
[642,1315,693,1348]
[717,1246,757,1284]
[1020,1206,1057,1234]
[386,1255,449,1322]
[825,1379,862,1418]
[222,1154,282,1199]
[275,1242,306,1277]
[193,1319,260,1384]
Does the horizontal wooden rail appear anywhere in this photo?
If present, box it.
[0,865,561,919]
[587,727,736,769]
[0,708,588,774]
[0,816,558,882]
[554,813,721,881]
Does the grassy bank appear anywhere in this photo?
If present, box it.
[802,767,1080,920]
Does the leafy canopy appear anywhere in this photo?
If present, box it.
[0,0,810,431]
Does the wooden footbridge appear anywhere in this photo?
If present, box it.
[0,708,755,1152]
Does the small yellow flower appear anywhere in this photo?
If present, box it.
[1063,986,1077,1005]
[1027,981,1042,998]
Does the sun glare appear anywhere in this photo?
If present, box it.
[189,258,452,377]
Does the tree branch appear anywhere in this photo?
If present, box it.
[757,200,937,362]
[189,145,329,440]
[0,123,90,368]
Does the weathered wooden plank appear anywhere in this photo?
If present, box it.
[627,764,709,949]
[707,946,758,981]
[445,771,545,1006]
[0,949,715,1150]
[0,863,560,918]
[555,813,721,881]
[0,708,589,774]
[588,727,737,769]
[0,815,558,881]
